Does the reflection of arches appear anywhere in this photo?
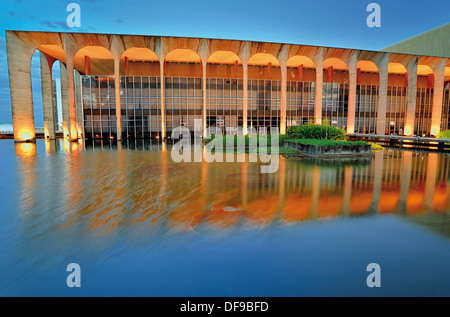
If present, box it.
[283,194,311,221]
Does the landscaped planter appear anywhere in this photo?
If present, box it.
[283,140,373,158]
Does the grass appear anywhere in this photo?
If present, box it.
[284,139,368,146]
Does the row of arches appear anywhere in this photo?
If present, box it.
[9,28,445,143]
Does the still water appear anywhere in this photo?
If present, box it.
[0,138,449,296]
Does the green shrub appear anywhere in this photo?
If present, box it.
[437,130,450,139]
[286,124,348,140]
[285,139,367,146]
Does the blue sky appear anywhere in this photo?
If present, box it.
[0,0,448,127]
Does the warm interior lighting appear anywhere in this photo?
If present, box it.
[19,130,32,141]
[431,126,439,136]
[404,126,412,136]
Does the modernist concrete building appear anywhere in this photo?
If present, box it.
[5,25,450,142]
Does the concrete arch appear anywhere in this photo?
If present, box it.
[206,51,242,79]
[286,55,316,82]
[323,57,348,70]
[248,53,279,66]
[74,46,114,75]
[207,51,241,65]
[357,60,379,85]
[165,48,202,63]
[120,47,160,76]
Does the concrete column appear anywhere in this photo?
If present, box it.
[66,57,78,140]
[313,49,323,124]
[160,60,166,139]
[430,59,446,136]
[75,70,83,137]
[39,52,56,140]
[114,54,122,141]
[376,54,389,135]
[202,60,207,137]
[60,64,70,139]
[279,46,288,135]
[6,32,37,142]
[405,57,418,136]
[239,43,250,135]
[347,52,358,133]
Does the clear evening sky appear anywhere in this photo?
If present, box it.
[0,0,448,127]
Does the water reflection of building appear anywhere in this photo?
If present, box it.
[16,143,450,239]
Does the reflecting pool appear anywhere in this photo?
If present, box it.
[0,138,449,296]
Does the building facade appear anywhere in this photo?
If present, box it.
[5,28,450,142]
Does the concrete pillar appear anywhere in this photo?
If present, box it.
[39,52,56,140]
[405,57,418,136]
[279,46,288,135]
[376,54,389,135]
[347,52,358,133]
[430,59,446,136]
[75,70,83,137]
[66,57,78,140]
[60,64,70,139]
[114,54,122,141]
[313,49,323,124]
[239,43,250,135]
[160,60,166,139]
[6,32,37,142]
[202,59,207,137]
[242,61,248,135]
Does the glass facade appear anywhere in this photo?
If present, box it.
[355,85,379,134]
[120,76,161,139]
[82,76,117,140]
[165,77,202,136]
[386,86,407,135]
[414,88,433,136]
[322,83,348,129]
[286,81,315,128]
[80,74,445,139]
[247,79,281,134]
[206,78,243,134]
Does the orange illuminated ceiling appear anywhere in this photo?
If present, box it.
[165,49,201,63]
[323,57,348,70]
[122,47,159,62]
[287,56,315,68]
[357,60,379,73]
[417,65,433,76]
[388,63,407,74]
[207,51,241,64]
[248,53,280,67]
